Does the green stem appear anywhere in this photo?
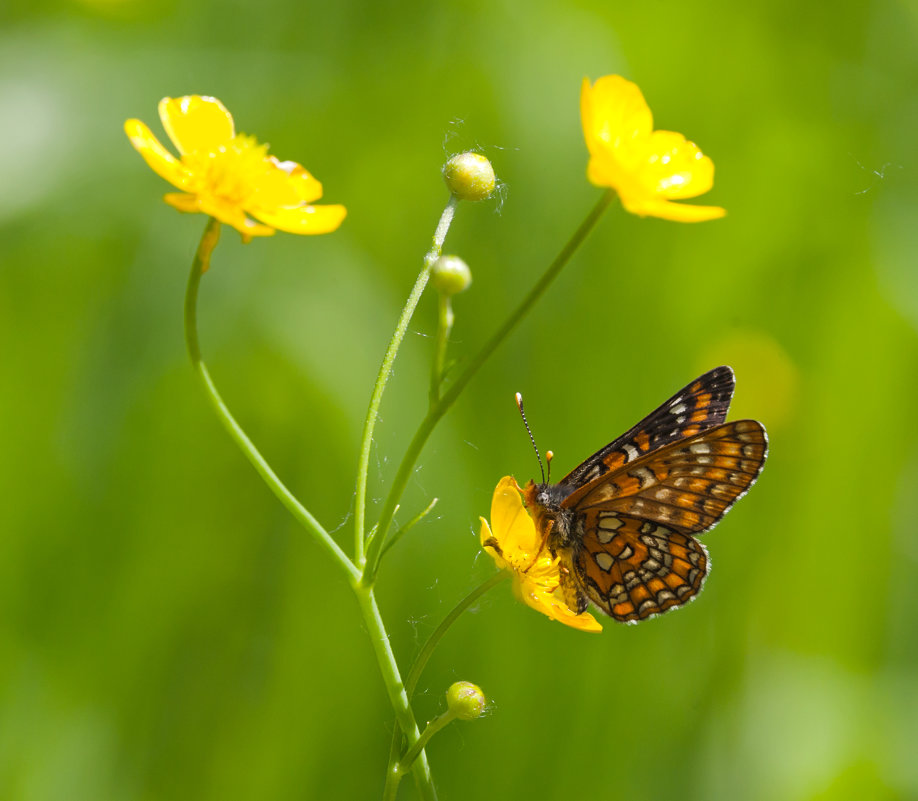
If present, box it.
[354,585,436,801]
[398,711,456,775]
[382,719,406,801]
[428,293,453,406]
[185,217,448,800]
[184,217,359,583]
[354,198,459,567]
[380,497,439,559]
[364,191,613,582]
[407,571,507,696]
[382,571,507,800]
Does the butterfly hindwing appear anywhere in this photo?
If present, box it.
[560,365,737,489]
[573,511,709,622]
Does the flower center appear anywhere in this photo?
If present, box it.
[183,134,270,205]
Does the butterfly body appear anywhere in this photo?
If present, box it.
[521,480,591,614]
[522,366,767,624]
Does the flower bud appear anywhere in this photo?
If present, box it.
[431,255,472,295]
[446,681,486,720]
[442,152,495,201]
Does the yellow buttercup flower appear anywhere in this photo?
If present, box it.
[480,476,602,632]
[125,96,346,240]
[581,75,725,222]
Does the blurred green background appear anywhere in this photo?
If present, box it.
[2,0,917,798]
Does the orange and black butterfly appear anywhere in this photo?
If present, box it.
[522,366,767,623]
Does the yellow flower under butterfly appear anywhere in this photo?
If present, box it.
[581,75,725,222]
[480,476,602,632]
[125,96,346,240]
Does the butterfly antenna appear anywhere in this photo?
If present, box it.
[515,392,546,484]
[545,450,553,485]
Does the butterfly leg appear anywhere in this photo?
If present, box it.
[482,536,503,558]
[558,558,590,615]
[523,518,555,574]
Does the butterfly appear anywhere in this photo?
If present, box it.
[521,366,768,623]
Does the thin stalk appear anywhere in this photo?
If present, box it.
[354,585,436,801]
[185,218,439,798]
[383,571,507,800]
[398,711,456,775]
[354,198,459,567]
[382,727,404,801]
[380,497,439,559]
[364,191,613,582]
[428,293,453,406]
[407,571,507,696]
[184,217,358,583]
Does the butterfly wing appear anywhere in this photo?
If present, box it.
[564,419,768,534]
[572,512,709,622]
[563,419,767,622]
[561,366,737,489]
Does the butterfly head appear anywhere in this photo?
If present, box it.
[522,478,567,512]
[521,476,578,546]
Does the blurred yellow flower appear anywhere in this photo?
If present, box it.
[480,476,602,632]
[581,75,725,222]
[125,96,346,240]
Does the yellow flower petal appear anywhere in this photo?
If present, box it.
[481,476,602,632]
[124,119,191,190]
[581,75,724,223]
[479,517,509,571]
[246,158,308,209]
[515,578,603,632]
[581,75,652,165]
[158,96,234,156]
[273,160,325,204]
[252,204,347,235]
[621,196,726,222]
[639,130,714,199]
[163,192,202,212]
[197,195,275,238]
[489,476,540,557]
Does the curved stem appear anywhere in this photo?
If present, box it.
[383,571,506,800]
[184,217,359,583]
[354,585,436,801]
[354,198,459,568]
[398,711,456,775]
[363,191,613,582]
[184,217,444,800]
[380,497,439,559]
[407,571,507,696]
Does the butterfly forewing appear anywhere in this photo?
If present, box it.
[561,365,736,489]
[564,419,768,535]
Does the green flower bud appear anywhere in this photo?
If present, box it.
[431,255,472,295]
[442,152,495,201]
[446,681,486,720]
